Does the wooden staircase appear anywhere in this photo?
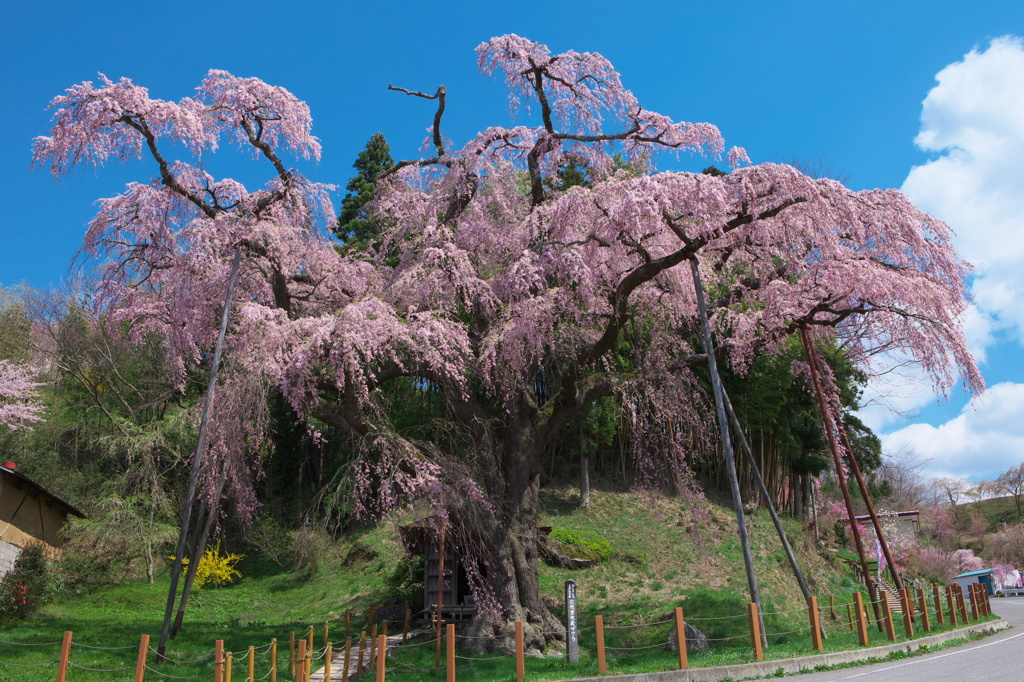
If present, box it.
[875,576,904,614]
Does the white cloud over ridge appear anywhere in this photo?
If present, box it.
[883,382,1024,480]
[870,37,1024,478]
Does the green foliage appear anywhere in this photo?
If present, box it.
[336,132,394,245]
[383,555,425,607]
[0,543,53,624]
[548,528,614,561]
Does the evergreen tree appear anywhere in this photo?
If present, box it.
[335,132,394,244]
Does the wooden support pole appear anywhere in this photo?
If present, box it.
[134,634,150,682]
[749,603,764,661]
[346,610,351,642]
[225,652,233,682]
[325,622,330,650]
[296,640,306,682]
[674,607,688,670]
[370,624,378,668]
[807,597,823,651]
[56,630,72,682]
[800,327,882,629]
[356,632,366,678]
[342,638,352,682]
[829,596,836,620]
[376,634,386,682]
[515,620,525,682]
[326,643,333,682]
[595,616,606,675]
[270,639,277,682]
[309,625,315,655]
[917,588,931,632]
[247,646,255,682]
[847,603,854,632]
[933,584,944,625]
[853,593,869,646]
[446,623,456,682]
[900,589,914,637]
[970,585,980,620]
[946,586,958,625]
[692,258,766,646]
[403,601,411,643]
[215,640,224,682]
[984,585,993,615]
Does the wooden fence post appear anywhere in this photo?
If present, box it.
[56,630,73,682]
[370,623,378,668]
[808,596,823,651]
[134,633,150,682]
[446,623,455,682]
[296,639,306,682]
[356,632,366,677]
[515,620,525,681]
[225,652,233,682]
[957,585,969,623]
[748,603,764,661]
[403,601,411,643]
[325,643,333,682]
[595,615,606,675]
[342,637,352,682]
[215,639,224,682]
[309,625,315,657]
[945,586,957,625]
[290,632,296,678]
[346,610,352,642]
[879,591,897,640]
[829,595,836,620]
[900,589,914,637]
[376,634,386,682]
[846,603,854,631]
[247,646,255,682]
[674,607,688,670]
[916,588,931,632]
[270,638,278,682]
[932,584,944,625]
[970,585,980,620]
[853,593,869,646]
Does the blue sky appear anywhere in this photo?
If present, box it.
[3,1,1024,481]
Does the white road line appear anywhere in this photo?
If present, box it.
[824,630,1024,680]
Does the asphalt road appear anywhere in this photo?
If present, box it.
[748,597,1024,682]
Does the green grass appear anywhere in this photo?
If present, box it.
[0,486,994,680]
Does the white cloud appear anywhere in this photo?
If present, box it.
[902,36,1024,346]
[882,382,1024,480]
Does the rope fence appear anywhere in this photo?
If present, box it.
[0,583,993,680]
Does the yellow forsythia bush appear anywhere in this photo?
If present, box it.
[171,541,243,589]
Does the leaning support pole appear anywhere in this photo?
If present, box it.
[157,248,242,660]
[690,256,766,647]
[799,325,882,630]
[721,388,825,640]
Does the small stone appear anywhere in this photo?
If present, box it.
[525,645,545,658]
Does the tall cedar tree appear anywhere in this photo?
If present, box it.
[335,132,394,244]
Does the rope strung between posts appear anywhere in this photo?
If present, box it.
[601,617,674,629]
[149,646,215,663]
[144,664,204,679]
[604,642,669,651]
[685,613,748,622]
[760,606,812,616]
[0,639,62,647]
[764,626,811,636]
[0,658,54,667]
[69,661,137,671]
[71,641,139,650]
[453,653,507,660]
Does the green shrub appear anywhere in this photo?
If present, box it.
[0,543,53,624]
[384,555,425,607]
[548,528,614,562]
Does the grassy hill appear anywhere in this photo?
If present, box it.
[0,485,875,680]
